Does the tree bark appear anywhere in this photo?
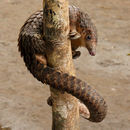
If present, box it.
[43,0,79,129]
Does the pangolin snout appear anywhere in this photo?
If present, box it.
[88,48,96,56]
[89,50,96,56]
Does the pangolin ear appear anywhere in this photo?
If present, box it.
[69,31,81,40]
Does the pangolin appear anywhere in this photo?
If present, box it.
[18,5,107,122]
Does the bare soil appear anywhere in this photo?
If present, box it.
[0,0,130,130]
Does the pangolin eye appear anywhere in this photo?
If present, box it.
[86,35,91,40]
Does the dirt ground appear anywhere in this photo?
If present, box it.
[0,0,130,130]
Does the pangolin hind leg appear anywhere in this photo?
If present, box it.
[72,50,81,59]
[35,54,47,67]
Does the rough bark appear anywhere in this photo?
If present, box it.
[43,0,79,130]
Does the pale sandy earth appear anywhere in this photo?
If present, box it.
[0,0,130,130]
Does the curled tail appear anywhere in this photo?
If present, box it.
[37,66,107,122]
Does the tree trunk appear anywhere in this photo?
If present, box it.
[43,0,79,129]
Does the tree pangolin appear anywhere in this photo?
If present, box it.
[18,5,107,122]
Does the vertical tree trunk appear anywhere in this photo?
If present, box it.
[43,0,79,129]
